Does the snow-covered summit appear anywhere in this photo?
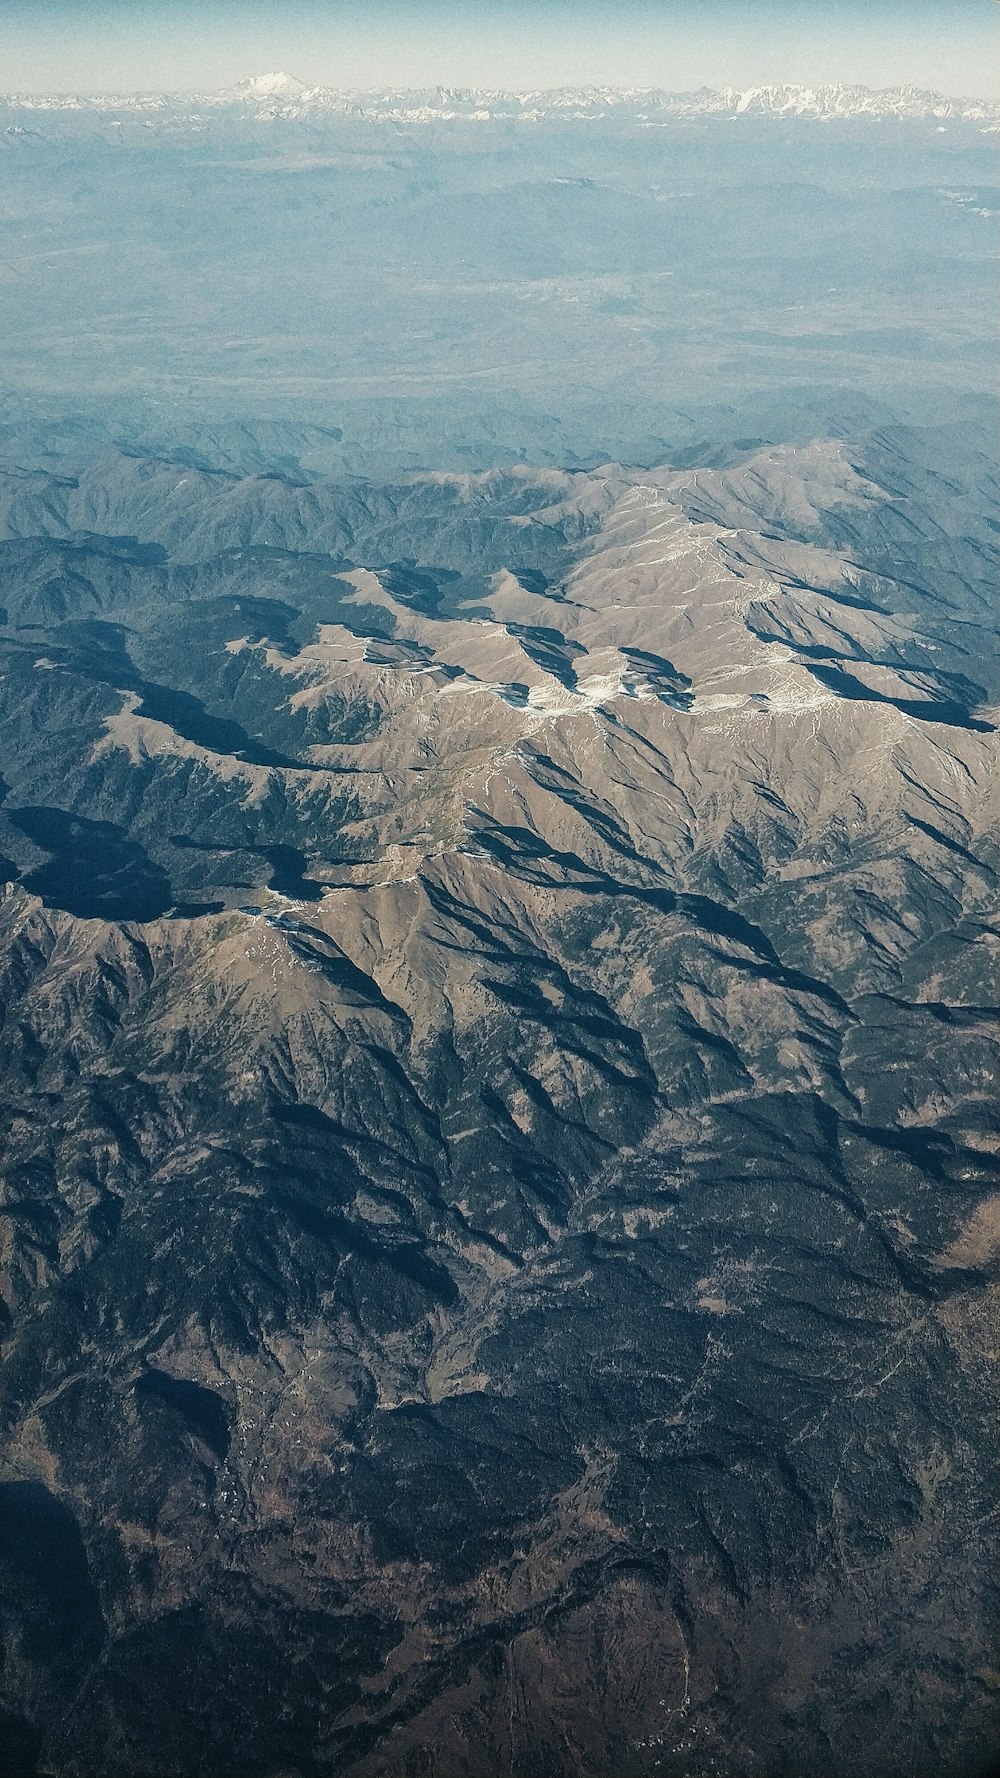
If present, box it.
[234,71,308,100]
[711,81,993,120]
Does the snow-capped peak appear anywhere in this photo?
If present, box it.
[235,71,307,100]
[4,79,997,129]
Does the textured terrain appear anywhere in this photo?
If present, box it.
[0,414,997,1776]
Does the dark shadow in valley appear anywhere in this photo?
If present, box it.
[10,806,177,922]
[134,1368,232,1462]
[505,622,586,690]
[376,562,462,616]
[0,1479,105,1664]
[620,646,694,708]
[38,620,315,768]
[804,661,994,731]
[169,835,324,901]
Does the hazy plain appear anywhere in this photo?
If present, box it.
[1,97,997,470]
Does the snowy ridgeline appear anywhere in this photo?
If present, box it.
[5,75,999,125]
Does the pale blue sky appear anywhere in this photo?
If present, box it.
[1,1,997,97]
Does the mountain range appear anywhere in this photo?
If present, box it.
[0,415,997,1777]
[0,58,997,1778]
[5,78,998,126]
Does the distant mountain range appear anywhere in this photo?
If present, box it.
[5,77,999,125]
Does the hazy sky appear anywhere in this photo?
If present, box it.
[1,0,997,97]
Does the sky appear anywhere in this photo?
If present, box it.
[0,0,997,98]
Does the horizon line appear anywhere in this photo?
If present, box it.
[3,74,996,103]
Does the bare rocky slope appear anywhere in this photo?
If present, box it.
[0,421,997,1777]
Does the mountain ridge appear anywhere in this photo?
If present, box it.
[5,78,998,124]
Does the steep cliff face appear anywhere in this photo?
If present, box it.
[0,424,997,1777]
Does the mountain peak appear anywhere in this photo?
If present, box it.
[235,71,307,99]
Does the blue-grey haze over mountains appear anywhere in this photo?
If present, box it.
[0,5,997,1778]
